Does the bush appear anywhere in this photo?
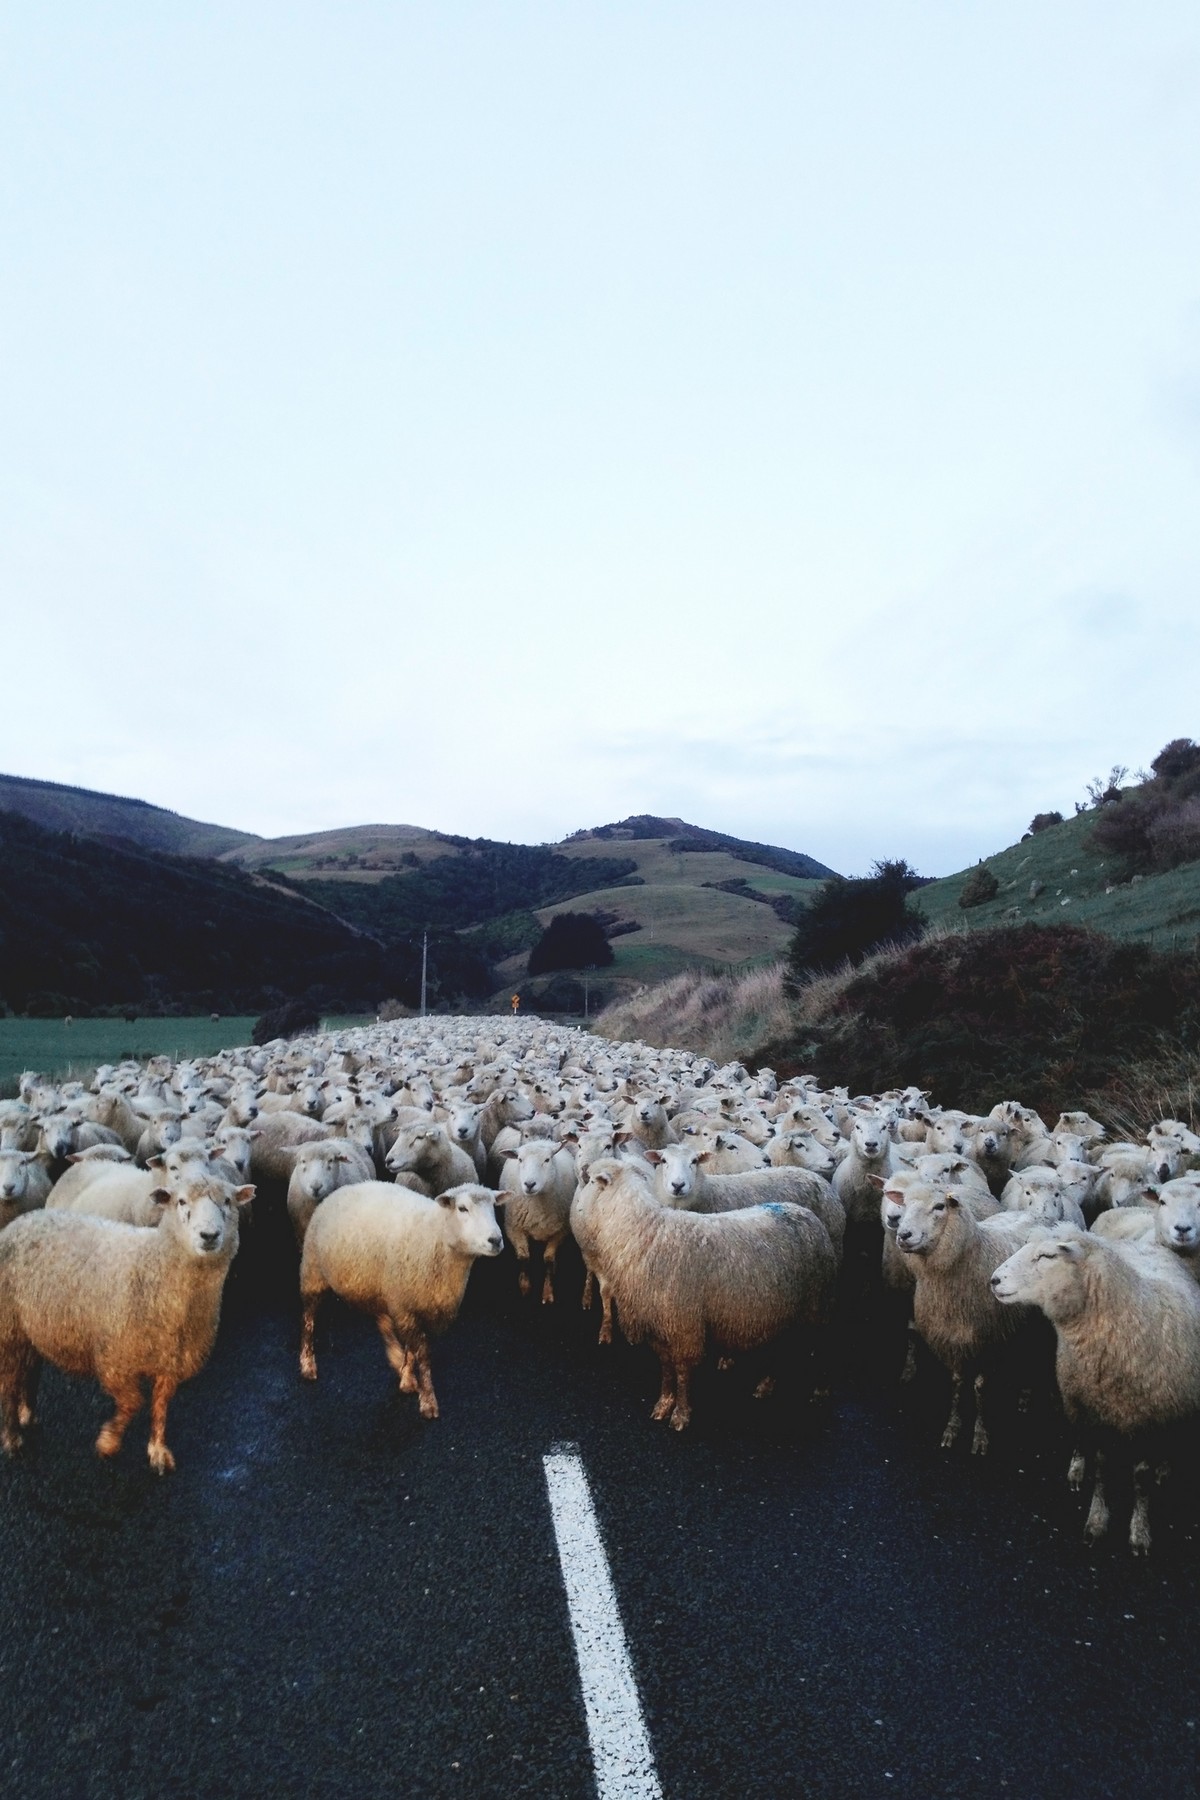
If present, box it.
[1088,737,1200,875]
[770,923,1200,1118]
[528,913,615,975]
[1028,811,1063,834]
[787,860,923,979]
[251,999,321,1045]
[958,864,1000,909]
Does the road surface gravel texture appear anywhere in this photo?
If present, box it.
[1,1212,1198,1800]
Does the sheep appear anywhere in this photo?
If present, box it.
[648,1143,845,1259]
[991,1229,1200,1553]
[384,1123,477,1194]
[874,1169,1000,1383]
[970,1119,1015,1198]
[0,1172,252,1471]
[0,1151,51,1230]
[763,1132,838,1180]
[690,1128,763,1173]
[895,1184,1039,1455]
[1091,1179,1200,1275]
[298,1182,503,1418]
[1093,1143,1181,1211]
[248,1111,331,1183]
[832,1114,898,1229]
[445,1102,488,1179]
[574,1158,836,1429]
[1000,1169,1087,1230]
[498,1138,577,1302]
[286,1140,376,1248]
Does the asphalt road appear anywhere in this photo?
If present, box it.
[2,1207,1200,1800]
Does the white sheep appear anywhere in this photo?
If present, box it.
[286,1139,376,1247]
[498,1138,577,1303]
[0,1172,251,1471]
[832,1114,898,1228]
[574,1158,836,1429]
[991,1229,1200,1553]
[0,1150,52,1226]
[648,1143,845,1259]
[298,1182,503,1418]
[384,1123,477,1193]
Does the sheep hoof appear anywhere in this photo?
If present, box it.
[1,1429,23,1456]
[754,1376,776,1400]
[1084,1503,1110,1545]
[1067,1451,1086,1489]
[899,1351,917,1385]
[399,1368,419,1395]
[940,1425,960,1450]
[541,1283,555,1306]
[1129,1522,1152,1557]
[17,1404,35,1429]
[971,1424,989,1456]
[148,1443,175,1476]
[95,1425,122,1458]
[517,1272,532,1297]
[418,1395,439,1420]
[598,1324,612,1347]
[299,1353,317,1382]
[670,1408,690,1431]
[650,1396,673,1422]
[717,1356,735,1372]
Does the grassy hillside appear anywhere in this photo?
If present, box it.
[0,811,422,1016]
[220,822,448,876]
[915,812,1200,948]
[0,772,258,859]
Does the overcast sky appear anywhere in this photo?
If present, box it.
[2,4,1197,875]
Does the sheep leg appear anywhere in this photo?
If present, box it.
[900,1321,918,1385]
[147,1376,178,1475]
[1067,1446,1087,1489]
[0,1348,32,1452]
[96,1379,144,1459]
[541,1234,566,1306]
[507,1224,532,1297]
[940,1372,964,1449]
[581,1266,595,1310]
[1084,1448,1110,1545]
[299,1291,323,1381]
[17,1356,40,1430]
[650,1350,676,1422]
[598,1279,614,1346]
[1129,1460,1153,1557]
[411,1338,439,1420]
[971,1373,989,1457]
[377,1315,416,1391]
[670,1360,696,1432]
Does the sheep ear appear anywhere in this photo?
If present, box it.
[149,1188,172,1209]
[233,1186,255,1208]
[147,1154,165,1171]
[66,1152,84,1164]
[866,1173,886,1190]
[696,1150,714,1165]
[945,1192,962,1209]
[591,1168,613,1188]
[644,1150,664,1165]
[434,1191,455,1209]
[1145,1186,1164,1205]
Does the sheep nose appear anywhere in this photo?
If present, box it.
[671,1182,685,1195]
[200,1229,221,1249]
[990,1273,1002,1289]
[898,1230,913,1245]
[523,1181,536,1193]
[489,1235,502,1252]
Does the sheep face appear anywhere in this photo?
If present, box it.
[515,1142,558,1195]
[155,1183,253,1258]
[436,1185,503,1257]
[651,1144,700,1201]
[851,1116,890,1161]
[895,1186,956,1256]
[990,1232,1085,1310]
[0,1151,36,1203]
[1155,1181,1200,1251]
[448,1105,483,1145]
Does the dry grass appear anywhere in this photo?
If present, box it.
[595,963,794,1064]
[1083,1043,1200,1140]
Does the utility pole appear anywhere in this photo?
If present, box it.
[420,931,428,1018]
[583,974,590,1021]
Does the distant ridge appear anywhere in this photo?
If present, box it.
[577,815,838,881]
[0,772,260,860]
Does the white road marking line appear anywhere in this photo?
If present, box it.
[543,1443,663,1800]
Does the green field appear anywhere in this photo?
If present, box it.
[0,1015,374,1089]
[915,812,1200,948]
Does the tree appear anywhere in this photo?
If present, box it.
[787,859,923,979]
[958,863,1000,909]
[528,913,614,975]
[1028,811,1063,835]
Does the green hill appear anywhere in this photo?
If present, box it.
[914,812,1200,949]
[0,772,259,859]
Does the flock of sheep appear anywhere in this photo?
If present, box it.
[2,1017,1199,1557]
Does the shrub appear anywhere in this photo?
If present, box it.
[774,923,1200,1117]
[528,913,615,975]
[251,999,321,1045]
[1028,811,1063,834]
[958,864,999,909]
[787,860,923,979]
[1089,736,1200,875]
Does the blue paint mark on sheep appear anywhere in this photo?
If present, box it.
[760,1202,788,1215]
